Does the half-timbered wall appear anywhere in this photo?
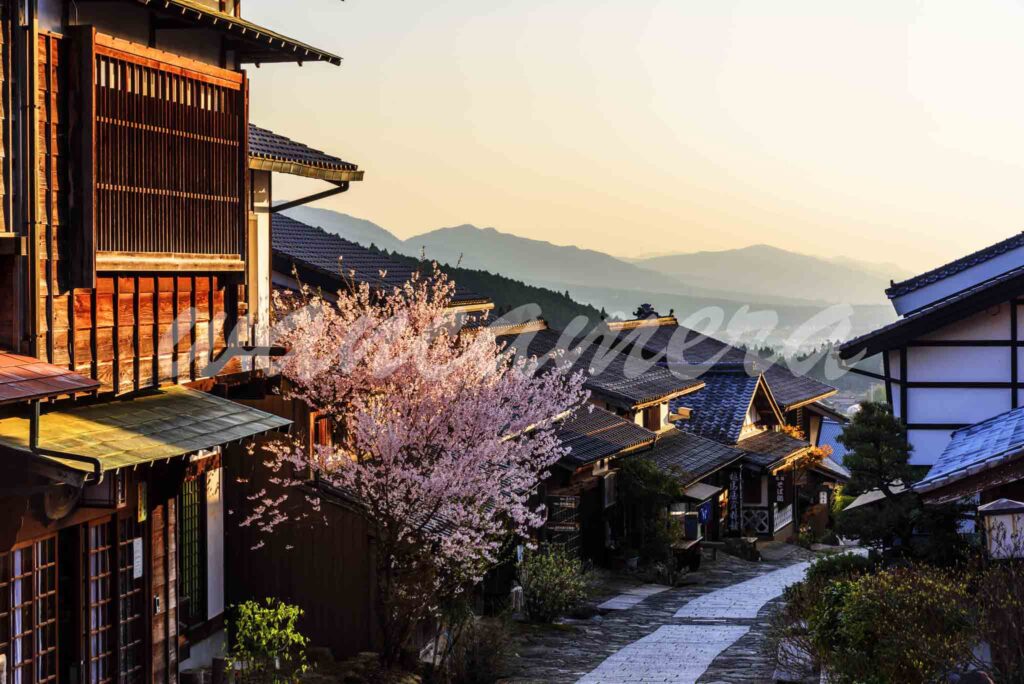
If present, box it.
[33,31,248,393]
[885,300,1024,465]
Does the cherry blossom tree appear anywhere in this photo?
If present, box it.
[247,268,587,666]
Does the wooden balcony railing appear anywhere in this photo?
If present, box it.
[70,30,249,282]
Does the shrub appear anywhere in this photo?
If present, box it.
[820,566,974,683]
[446,617,511,684]
[520,545,590,623]
[972,558,1024,682]
[230,598,310,683]
[780,553,875,633]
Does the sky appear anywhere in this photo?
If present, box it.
[245,0,1024,271]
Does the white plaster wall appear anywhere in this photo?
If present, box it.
[889,348,903,420]
[206,466,225,621]
[892,249,1024,316]
[252,171,272,350]
[908,428,955,466]
[906,387,1011,425]
[908,347,1010,382]
[918,304,1010,341]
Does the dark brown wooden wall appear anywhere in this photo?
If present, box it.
[225,435,380,661]
[34,32,247,392]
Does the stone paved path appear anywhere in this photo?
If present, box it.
[598,585,671,611]
[577,562,812,683]
[506,546,816,684]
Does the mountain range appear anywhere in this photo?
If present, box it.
[281,206,906,346]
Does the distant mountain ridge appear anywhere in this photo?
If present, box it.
[279,206,900,346]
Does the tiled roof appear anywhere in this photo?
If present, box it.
[0,353,99,406]
[817,418,849,464]
[272,215,488,304]
[555,406,655,468]
[738,430,810,469]
[249,125,362,182]
[886,232,1024,298]
[641,428,745,484]
[502,328,704,410]
[839,264,1024,359]
[916,405,1024,494]
[0,386,291,472]
[672,369,762,445]
[618,323,835,410]
[815,456,851,481]
[763,366,836,411]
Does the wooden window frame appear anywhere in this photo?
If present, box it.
[3,536,60,684]
[177,473,208,630]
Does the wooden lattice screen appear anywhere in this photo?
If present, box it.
[72,31,248,283]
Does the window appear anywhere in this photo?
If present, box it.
[117,518,145,683]
[603,472,618,509]
[179,474,208,628]
[86,521,116,684]
[5,537,59,684]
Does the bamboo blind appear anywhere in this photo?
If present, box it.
[94,43,246,257]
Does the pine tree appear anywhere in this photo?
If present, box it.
[837,401,914,499]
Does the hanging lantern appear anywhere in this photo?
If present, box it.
[978,499,1024,559]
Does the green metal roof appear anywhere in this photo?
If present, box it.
[0,386,291,472]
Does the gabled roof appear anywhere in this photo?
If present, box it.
[0,354,99,406]
[915,405,1024,497]
[739,430,810,469]
[249,125,363,183]
[132,0,342,65]
[612,320,836,411]
[555,406,655,468]
[672,368,783,445]
[501,327,704,410]
[641,428,746,485]
[838,264,1024,359]
[272,215,489,306]
[0,386,290,473]
[886,232,1024,298]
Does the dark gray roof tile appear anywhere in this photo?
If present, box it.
[555,406,655,468]
[272,215,487,304]
[886,232,1024,298]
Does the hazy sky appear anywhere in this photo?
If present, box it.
[245,0,1024,271]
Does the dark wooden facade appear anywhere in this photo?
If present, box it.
[0,2,313,682]
[225,401,381,662]
[23,30,250,395]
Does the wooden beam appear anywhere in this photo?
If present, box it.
[96,252,245,273]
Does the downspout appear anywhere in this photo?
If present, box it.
[20,0,41,357]
[27,399,103,483]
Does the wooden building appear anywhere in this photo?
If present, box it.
[839,233,1024,467]
[600,316,848,540]
[839,232,1024,503]
[0,1,345,681]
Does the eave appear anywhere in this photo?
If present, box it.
[781,389,839,413]
[839,267,1024,359]
[249,157,364,183]
[135,0,342,66]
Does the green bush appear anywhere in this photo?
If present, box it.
[520,546,590,623]
[818,566,974,683]
[781,553,875,628]
[229,598,310,683]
